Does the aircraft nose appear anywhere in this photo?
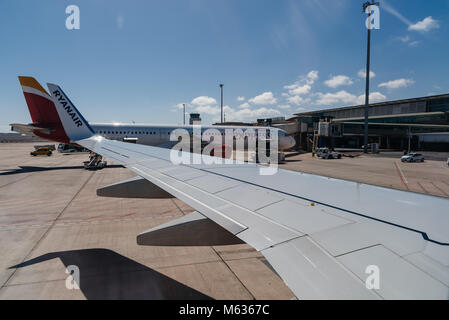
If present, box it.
[287,136,296,149]
[280,135,295,150]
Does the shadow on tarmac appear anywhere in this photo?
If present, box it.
[9,248,211,300]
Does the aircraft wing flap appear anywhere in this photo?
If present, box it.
[404,252,449,287]
[337,245,449,299]
[311,221,427,257]
[261,236,380,300]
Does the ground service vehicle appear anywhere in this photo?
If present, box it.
[316,147,342,159]
[30,147,52,156]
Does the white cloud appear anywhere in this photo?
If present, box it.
[287,95,305,106]
[397,35,420,47]
[248,92,277,105]
[194,105,220,115]
[324,75,353,88]
[316,90,359,106]
[378,78,414,89]
[239,102,250,109]
[408,16,439,32]
[190,96,220,116]
[191,96,217,106]
[357,92,387,104]
[316,90,387,106]
[284,83,311,96]
[306,70,319,84]
[278,104,291,110]
[237,96,245,102]
[283,70,319,97]
[358,70,376,79]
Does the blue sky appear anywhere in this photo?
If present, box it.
[1,0,448,131]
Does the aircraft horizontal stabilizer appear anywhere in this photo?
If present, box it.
[10,123,52,136]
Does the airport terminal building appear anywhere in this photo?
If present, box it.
[291,93,449,151]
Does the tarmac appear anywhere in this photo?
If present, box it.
[281,151,449,197]
[0,143,448,299]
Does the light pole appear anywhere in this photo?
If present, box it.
[219,84,224,123]
[183,104,186,125]
[408,126,412,153]
[362,1,379,153]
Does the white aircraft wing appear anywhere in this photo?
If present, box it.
[48,83,449,300]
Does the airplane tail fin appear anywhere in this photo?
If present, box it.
[46,83,94,141]
[18,76,70,143]
[19,76,58,125]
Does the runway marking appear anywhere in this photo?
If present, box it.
[171,198,190,216]
[82,213,109,221]
[394,162,409,190]
[210,246,255,300]
[118,212,139,218]
[430,182,449,197]
[0,174,32,189]
[417,182,430,194]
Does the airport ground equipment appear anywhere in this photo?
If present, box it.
[316,148,342,159]
[58,143,89,153]
[30,146,52,156]
[34,144,55,151]
[83,153,107,170]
